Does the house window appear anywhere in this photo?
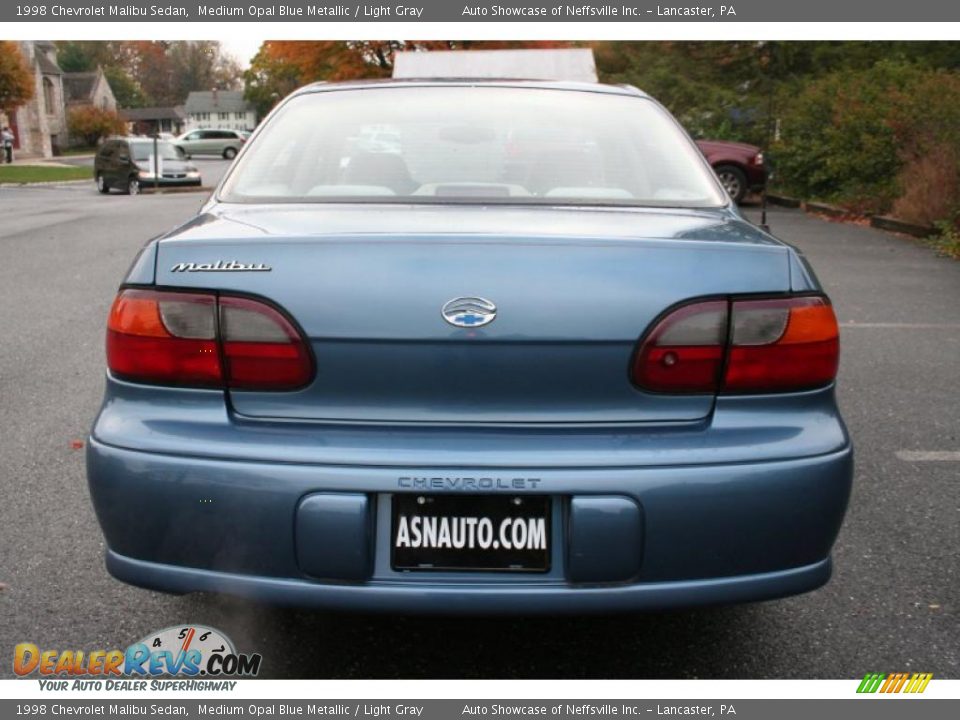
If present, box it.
[235,112,244,120]
[43,77,55,115]
[219,112,230,120]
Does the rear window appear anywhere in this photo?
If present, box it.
[219,86,726,208]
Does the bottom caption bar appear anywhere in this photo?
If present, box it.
[2,700,957,720]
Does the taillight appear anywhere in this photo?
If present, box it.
[723,297,838,392]
[220,296,313,390]
[632,296,838,394]
[632,301,727,393]
[107,290,221,386]
[107,289,312,390]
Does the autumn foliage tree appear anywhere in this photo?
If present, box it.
[244,41,574,117]
[56,40,243,109]
[67,106,125,147]
[0,41,34,114]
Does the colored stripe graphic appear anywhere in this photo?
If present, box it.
[908,673,934,693]
[857,673,885,693]
[857,672,932,693]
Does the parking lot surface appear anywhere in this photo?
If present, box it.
[0,187,956,679]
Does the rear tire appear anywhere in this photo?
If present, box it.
[223,147,237,160]
[126,176,140,196]
[96,173,109,194]
[715,165,748,204]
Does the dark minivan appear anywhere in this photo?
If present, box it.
[94,138,201,195]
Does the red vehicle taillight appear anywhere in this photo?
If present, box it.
[218,296,313,390]
[632,296,839,394]
[107,289,312,390]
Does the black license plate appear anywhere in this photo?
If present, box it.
[391,494,551,572]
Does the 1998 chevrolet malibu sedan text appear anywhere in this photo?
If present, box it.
[86,79,853,613]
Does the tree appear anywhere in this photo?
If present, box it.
[120,41,175,106]
[243,44,302,119]
[55,41,116,73]
[56,41,146,108]
[56,41,242,110]
[103,65,146,108]
[0,41,34,113]
[245,40,574,117]
[593,41,767,142]
[168,41,243,103]
[67,106,125,147]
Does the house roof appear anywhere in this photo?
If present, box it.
[34,46,62,76]
[63,72,99,104]
[184,90,252,114]
[121,106,186,122]
[392,49,599,83]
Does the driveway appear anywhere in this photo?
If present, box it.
[0,192,956,679]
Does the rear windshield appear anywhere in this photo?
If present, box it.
[219,86,727,208]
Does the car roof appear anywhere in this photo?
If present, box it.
[291,78,647,99]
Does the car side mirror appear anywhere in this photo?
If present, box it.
[118,154,129,162]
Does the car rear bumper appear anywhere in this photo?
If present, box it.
[105,549,833,615]
[87,412,852,612]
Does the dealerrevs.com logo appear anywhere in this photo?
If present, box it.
[857,672,933,694]
[14,625,261,690]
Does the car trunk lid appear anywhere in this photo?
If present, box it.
[154,205,789,425]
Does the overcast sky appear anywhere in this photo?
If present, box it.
[221,37,265,68]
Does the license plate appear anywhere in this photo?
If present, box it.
[391,494,551,572]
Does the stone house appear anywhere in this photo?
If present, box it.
[63,68,118,114]
[1,41,68,158]
[0,42,118,158]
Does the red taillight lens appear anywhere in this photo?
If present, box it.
[631,301,727,393]
[723,297,839,392]
[107,290,221,386]
[220,296,313,390]
[106,289,312,391]
[632,296,839,394]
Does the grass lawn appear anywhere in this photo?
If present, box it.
[0,166,91,184]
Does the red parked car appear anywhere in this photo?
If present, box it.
[695,139,767,203]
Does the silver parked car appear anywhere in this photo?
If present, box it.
[174,128,247,159]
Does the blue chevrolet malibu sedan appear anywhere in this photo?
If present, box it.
[86,80,852,613]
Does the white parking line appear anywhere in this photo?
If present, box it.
[896,451,960,462]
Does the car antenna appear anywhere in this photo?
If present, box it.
[760,183,770,233]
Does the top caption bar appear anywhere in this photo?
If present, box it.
[5,0,960,23]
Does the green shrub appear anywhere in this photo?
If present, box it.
[773,62,960,224]
[929,217,960,259]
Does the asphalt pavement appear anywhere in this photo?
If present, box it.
[0,187,956,679]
